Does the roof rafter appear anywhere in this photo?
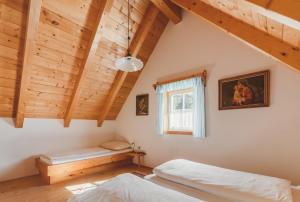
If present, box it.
[15,0,43,128]
[97,3,161,127]
[64,0,112,127]
[171,0,300,72]
[150,0,182,24]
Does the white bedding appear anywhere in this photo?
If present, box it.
[40,147,132,165]
[154,159,293,202]
[145,174,233,202]
[68,173,203,202]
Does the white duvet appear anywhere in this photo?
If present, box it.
[68,173,203,202]
[153,159,293,202]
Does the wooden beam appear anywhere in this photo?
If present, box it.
[64,0,111,127]
[97,3,160,127]
[15,0,42,128]
[171,0,300,72]
[245,0,300,30]
[150,0,182,24]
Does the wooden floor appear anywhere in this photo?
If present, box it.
[0,165,152,202]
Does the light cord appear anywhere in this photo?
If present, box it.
[127,0,130,55]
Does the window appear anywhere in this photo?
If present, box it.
[156,76,206,138]
[166,88,194,135]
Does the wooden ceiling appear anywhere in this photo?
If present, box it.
[0,0,169,127]
[0,0,299,128]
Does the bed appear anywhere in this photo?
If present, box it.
[149,159,297,202]
[36,147,133,184]
[67,159,299,202]
[146,174,300,202]
[68,173,202,202]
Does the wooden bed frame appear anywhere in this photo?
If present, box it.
[35,152,134,184]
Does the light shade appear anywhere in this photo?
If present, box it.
[115,56,143,72]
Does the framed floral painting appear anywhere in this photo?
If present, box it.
[136,94,149,115]
[219,70,270,110]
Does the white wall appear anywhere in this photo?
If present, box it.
[116,12,300,184]
[0,118,116,181]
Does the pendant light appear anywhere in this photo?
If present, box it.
[115,0,143,72]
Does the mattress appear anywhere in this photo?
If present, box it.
[146,174,300,202]
[145,174,233,202]
[40,147,132,165]
[153,159,292,202]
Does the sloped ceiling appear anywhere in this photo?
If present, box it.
[0,0,169,127]
[0,0,299,127]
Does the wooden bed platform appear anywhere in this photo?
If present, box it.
[35,152,134,185]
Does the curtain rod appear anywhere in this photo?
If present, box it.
[153,70,207,90]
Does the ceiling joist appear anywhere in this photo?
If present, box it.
[171,0,300,72]
[150,0,182,24]
[15,0,42,128]
[64,0,112,127]
[97,3,161,127]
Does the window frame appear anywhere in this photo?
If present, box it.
[164,88,194,136]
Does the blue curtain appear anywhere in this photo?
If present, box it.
[156,77,206,138]
[156,91,164,136]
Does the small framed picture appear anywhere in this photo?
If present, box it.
[136,94,149,116]
[219,70,270,110]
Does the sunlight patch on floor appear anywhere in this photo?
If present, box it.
[65,183,97,195]
[65,180,108,195]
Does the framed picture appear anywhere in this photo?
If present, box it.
[136,94,149,115]
[219,70,270,110]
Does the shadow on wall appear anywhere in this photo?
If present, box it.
[0,118,15,128]
[114,135,130,142]
[0,157,38,182]
[156,65,215,84]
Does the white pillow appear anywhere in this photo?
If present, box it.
[101,141,131,151]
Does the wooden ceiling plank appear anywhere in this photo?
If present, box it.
[245,0,300,30]
[150,0,182,24]
[245,0,270,7]
[283,25,300,48]
[97,3,160,127]
[171,0,300,72]
[130,4,160,56]
[15,0,42,128]
[64,0,112,127]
